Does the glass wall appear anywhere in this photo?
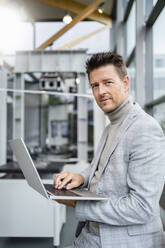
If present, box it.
[126,2,136,57]
[4,20,109,66]
[115,0,165,127]
[0,21,33,55]
[3,22,33,67]
[153,9,165,99]
[36,21,110,54]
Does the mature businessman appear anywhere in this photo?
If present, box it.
[54,52,165,247]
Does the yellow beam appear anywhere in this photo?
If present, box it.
[40,0,111,26]
[36,0,105,50]
[57,25,110,50]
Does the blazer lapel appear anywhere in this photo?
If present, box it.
[88,103,141,184]
[87,125,110,187]
[100,113,137,176]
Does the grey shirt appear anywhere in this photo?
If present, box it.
[88,97,133,235]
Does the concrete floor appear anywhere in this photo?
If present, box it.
[0,206,78,248]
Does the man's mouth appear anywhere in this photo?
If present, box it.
[100,98,112,103]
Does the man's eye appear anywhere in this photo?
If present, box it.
[91,84,98,89]
[106,81,112,85]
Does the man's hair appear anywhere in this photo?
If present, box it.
[86,52,127,80]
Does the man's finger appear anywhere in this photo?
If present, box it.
[54,173,68,188]
[66,181,77,190]
[54,174,60,184]
[58,176,72,189]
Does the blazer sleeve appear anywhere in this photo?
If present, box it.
[80,166,91,188]
[75,120,165,226]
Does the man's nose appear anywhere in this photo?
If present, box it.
[98,85,106,95]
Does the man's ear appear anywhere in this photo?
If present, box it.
[123,75,129,92]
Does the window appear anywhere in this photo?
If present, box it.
[126,2,136,57]
[153,9,165,99]
[127,59,136,101]
[155,58,164,68]
[1,22,33,55]
[36,21,110,54]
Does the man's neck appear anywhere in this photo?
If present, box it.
[106,97,133,125]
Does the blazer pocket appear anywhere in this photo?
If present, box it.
[127,218,163,236]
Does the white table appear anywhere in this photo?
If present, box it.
[0,179,66,246]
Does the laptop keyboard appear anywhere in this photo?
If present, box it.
[44,184,80,197]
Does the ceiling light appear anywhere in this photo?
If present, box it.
[98,2,104,14]
[98,8,103,14]
[63,13,72,24]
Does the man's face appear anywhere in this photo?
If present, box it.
[89,64,129,113]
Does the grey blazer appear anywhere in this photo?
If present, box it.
[75,102,165,248]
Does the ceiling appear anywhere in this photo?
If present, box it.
[4,0,114,22]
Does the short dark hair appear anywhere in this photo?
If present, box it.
[86,52,127,80]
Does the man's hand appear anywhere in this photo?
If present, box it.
[54,172,84,190]
[56,199,77,208]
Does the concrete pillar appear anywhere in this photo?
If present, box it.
[117,0,124,55]
[110,20,117,52]
[77,73,88,161]
[135,0,145,107]
[13,73,25,139]
[145,0,153,115]
[0,68,7,166]
[33,22,36,50]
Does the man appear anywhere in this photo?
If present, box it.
[54,52,165,247]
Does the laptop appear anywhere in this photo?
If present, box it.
[9,138,107,201]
